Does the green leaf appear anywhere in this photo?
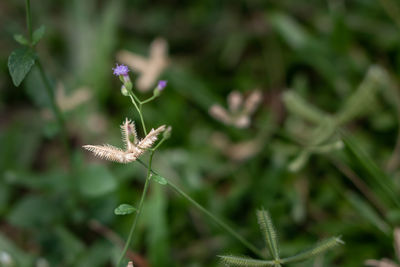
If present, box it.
[151,174,167,185]
[335,65,384,125]
[341,131,400,209]
[78,164,117,197]
[288,151,310,172]
[345,191,391,234]
[13,34,29,45]
[8,47,36,87]
[114,204,137,215]
[144,183,171,265]
[256,209,280,260]
[32,25,46,45]
[282,91,327,124]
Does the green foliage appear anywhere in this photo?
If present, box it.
[2,0,400,265]
[151,173,168,185]
[219,255,274,266]
[7,47,36,87]
[219,210,342,266]
[32,25,45,45]
[13,34,29,45]
[78,164,117,197]
[114,204,137,215]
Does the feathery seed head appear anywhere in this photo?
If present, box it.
[83,119,167,163]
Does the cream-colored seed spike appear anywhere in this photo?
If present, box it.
[120,118,138,151]
[137,125,166,150]
[83,144,131,163]
[83,119,166,163]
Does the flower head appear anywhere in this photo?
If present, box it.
[157,80,167,91]
[113,64,130,77]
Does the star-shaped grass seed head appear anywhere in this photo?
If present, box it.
[219,209,343,266]
[83,118,165,163]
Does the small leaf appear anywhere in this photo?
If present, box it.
[8,47,36,87]
[13,34,29,45]
[151,174,167,185]
[114,204,137,215]
[32,25,46,45]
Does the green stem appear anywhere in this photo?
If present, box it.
[36,59,70,153]
[25,0,32,43]
[117,151,155,266]
[128,93,147,135]
[136,159,265,259]
[141,95,157,104]
[138,105,147,135]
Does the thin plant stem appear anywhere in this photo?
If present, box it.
[136,159,265,259]
[117,151,155,267]
[128,93,147,135]
[25,0,32,43]
[25,0,70,154]
[141,95,156,104]
[36,59,70,153]
[138,105,147,135]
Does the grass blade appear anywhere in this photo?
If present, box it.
[256,209,280,261]
[281,237,343,264]
[218,255,274,267]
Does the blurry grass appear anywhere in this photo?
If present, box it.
[1,0,400,266]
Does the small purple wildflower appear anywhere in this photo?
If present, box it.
[112,64,130,77]
[157,80,167,91]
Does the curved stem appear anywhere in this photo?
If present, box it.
[117,152,155,266]
[136,159,265,259]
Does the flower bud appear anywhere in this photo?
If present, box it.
[121,85,129,96]
[153,80,167,97]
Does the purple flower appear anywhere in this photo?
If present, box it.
[157,80,167,91]
[112,64,130,77]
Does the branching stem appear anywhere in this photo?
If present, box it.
[136,159,265,259]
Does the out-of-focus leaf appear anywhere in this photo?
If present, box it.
[7,195,59,228]
[0,234,34,267]
[288,151,310,172]
[75,241,112,267]
[282,91,327,124]
[13,34,29,45]
[341,131,400,209]
[55,226,85,265]
[269,13,310,50]
[8,47,36,87]
[345,191,391,235]
[78,164,117,197]
[114,204,137,215]
[335,66,386,125]
[151,173,167,185]
[144,184,170,266]
[32,25,46,45]
[166,66,222,111]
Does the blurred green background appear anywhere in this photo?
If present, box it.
[2,0,400,266]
